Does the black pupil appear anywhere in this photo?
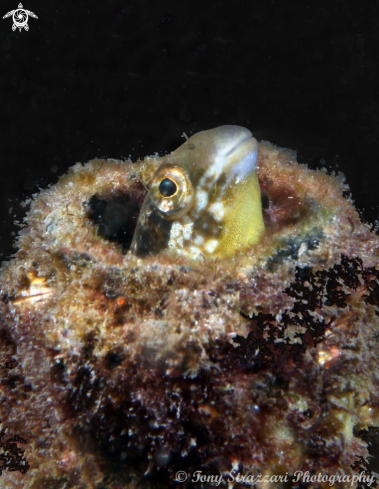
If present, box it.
[159,178,177,197]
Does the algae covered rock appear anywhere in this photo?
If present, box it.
[1,139,379,489]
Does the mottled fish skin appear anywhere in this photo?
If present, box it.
[130,125,265,259]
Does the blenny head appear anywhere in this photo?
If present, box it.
[130,125,265,259]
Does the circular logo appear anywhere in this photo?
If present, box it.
[12,8,28,29]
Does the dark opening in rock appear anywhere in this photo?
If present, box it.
[85,183,146,252]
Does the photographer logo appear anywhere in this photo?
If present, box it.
[3,3,38,32]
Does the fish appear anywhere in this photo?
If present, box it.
[130,125,265,259]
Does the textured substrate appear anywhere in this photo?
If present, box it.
[1,142,379,488]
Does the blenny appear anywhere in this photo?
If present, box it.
[130,125,265,258]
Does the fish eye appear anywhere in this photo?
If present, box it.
[159,178,178,198]
[150,165,194,219]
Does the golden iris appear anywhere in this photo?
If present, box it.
[150,165,194,219]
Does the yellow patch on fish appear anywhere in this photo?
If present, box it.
[130,125,265,258]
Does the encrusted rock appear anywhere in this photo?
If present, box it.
[1,142,379,488]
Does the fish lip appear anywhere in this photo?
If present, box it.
[209,125,253,157]
[225,134,254,158]
[223,134,259,177]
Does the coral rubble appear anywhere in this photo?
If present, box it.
[1,142,379,488]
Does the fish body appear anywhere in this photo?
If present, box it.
[130,125,265,259]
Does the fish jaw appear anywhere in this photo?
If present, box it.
[210,170,265,257]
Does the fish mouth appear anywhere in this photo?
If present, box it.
[199,125,258,177]
[225,133,254,157]
[209,125,254,157]
[223,133,259,178]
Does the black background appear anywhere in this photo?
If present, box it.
[1,0,379,260]
[0,0,379,474]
